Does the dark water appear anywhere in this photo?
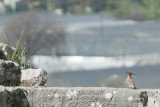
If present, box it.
[47,65,160,89]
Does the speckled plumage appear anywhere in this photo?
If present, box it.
[126,72,136,89]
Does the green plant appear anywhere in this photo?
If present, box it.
[6,32,34,69]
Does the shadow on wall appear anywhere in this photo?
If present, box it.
[0,88,30,107]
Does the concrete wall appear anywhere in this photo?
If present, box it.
[0,86,160,107]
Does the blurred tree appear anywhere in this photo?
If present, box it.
[68,0,90,13]
[2,0,160,20]
[16,2,28,12]
[46,0,55,11]
[89,0,106,12]
[53,0,69,13]
[2,12,66,55]
[22,0,47,10]
[52,0,91,13]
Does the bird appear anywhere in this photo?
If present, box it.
[125,72,136,89]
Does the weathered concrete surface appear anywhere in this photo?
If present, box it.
[0,87,160,107]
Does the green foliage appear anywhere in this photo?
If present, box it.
[89,0,106,12]
[7,33,33,69]
[3,0,160,20]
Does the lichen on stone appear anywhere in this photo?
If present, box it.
[105,93,113,100]
[113,91,117,94]
[66,89,78,98]
[55,93,59,98]
[128,96,133,102]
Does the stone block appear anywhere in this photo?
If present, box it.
[0,87,160,107]
[0,43,14,60]
[21,69,47,87]
[0,60,21,86]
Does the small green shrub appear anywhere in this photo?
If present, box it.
[6,32,34,69]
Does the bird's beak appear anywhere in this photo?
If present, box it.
[132,73,136,75]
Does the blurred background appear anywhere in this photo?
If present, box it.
[0,0,160,88]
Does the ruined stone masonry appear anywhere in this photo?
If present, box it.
[0,43,47,87]
[0,87,160,107]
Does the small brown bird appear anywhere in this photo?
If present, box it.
[126,72,136,89]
